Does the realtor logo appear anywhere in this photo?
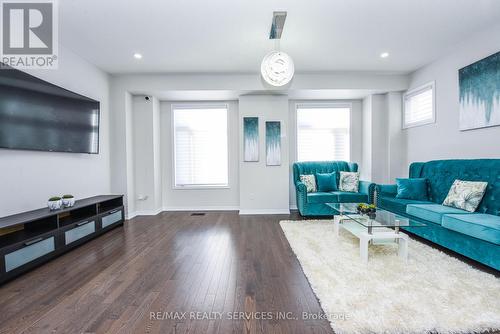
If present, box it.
[1,0,58,69]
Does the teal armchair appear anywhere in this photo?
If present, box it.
[293,161,375,217]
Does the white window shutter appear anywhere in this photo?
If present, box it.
[403,82,435,128]
[173,106,228,187]
[296,106,351,162]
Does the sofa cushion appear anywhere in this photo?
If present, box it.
[316,172,338,192]
[442,214,500,245]
[339,172,360,192]
[300,174,317,193]
[307,192,337,204]
[396,178,428,200]
[378,196,432,216]
[406,204,470,225]
[442,180,488,212]
[331,191,367,203]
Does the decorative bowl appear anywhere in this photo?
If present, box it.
[62,197,75,208]
[47,199,62,211]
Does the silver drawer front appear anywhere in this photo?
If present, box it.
[65,221,96,245]
[102,210,122,228]
[5,237,55,272]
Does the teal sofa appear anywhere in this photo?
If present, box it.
[293,161,375,217]
[376,159,500,271]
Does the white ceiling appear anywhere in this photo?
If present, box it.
[59,0,500,74]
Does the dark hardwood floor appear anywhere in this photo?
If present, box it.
[1,211,498,334]
[0,211,333,334]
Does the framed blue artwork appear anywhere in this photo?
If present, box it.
[266,121,281,166]
[459,51,500,130]
[243,117,259,162]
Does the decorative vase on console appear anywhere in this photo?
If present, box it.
[62,194,75,208]
[47,197,62,211]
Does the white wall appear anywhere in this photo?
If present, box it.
[405,23,500,167]
[132,96,367,212]
[371,94,390,184]
[386,92,407,180]
[361,95,373,180]
[160,101,240,210]
[124,92,135,214]
[130,96,162,215]
[288,100,363,208]
[362,93,406,184]
[239,95,290,214]
[0,46,110,217]
[152,97,162,211]
[361,94,390,184]
[110,72,408,215]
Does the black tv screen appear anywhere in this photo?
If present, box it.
[0,66,100,154]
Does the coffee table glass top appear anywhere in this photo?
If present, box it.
[326,203,426,229]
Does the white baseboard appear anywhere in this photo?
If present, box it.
[289,205,298,210]
[163,206,240,212]
[127,206,293,218]
[126,208,163,219]
[239,209,291,215]
[125,212,136,220]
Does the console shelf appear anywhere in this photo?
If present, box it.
[0,195,124,284]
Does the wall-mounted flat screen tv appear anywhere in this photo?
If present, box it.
[0,65,100,154]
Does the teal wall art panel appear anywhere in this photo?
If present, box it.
[243,117,259,162]
[266,121,281,166]
[459,51,500,130]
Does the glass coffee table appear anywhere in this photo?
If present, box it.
[326,203,426,263]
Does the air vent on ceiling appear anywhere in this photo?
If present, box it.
[269,11,287,39]
[190,212,206,216]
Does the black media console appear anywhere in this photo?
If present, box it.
[0,195,124,284]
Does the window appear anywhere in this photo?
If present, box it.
[173,105,228,188]
[403,82,435,128]
[296,104,350,162]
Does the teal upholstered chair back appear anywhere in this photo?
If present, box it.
[293,161,358,186]
[409,159,500,216]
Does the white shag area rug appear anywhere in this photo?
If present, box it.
[280,220,500,334]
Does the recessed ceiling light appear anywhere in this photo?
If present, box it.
[133,53,143,59]
[380,52,389,58]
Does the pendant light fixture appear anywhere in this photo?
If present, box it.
[261,11,294,87]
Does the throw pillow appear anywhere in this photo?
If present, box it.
[443,180,488,212]
[316,172,338,192]
[396,178,428,200]
[339,172,360,193]
[300,174,317,193]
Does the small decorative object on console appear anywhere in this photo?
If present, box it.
[47,196,62,211]
[62,194,75,208]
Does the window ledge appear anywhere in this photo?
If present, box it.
[403,118,436,129]
[173,185,230,190]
